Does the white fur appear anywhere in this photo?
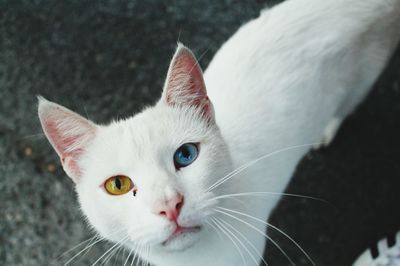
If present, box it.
[38,0,400,265]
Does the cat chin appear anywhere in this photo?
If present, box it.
[160,227,202,252]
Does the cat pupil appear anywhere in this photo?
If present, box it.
[115,178,122,190]
[181,147,190,159]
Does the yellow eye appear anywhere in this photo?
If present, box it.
[104,175,133,195]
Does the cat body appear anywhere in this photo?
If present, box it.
[38,0,400,265]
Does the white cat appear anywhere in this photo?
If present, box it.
[38,0,400,265]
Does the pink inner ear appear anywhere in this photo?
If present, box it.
[165,49,207,105]
[39,100,96,180]
[45,119,85,159]
[44,119,89,178]
[164,45,214,122]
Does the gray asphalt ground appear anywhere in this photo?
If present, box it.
[1,0,399,265]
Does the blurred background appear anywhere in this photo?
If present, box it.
[1,0,399,265]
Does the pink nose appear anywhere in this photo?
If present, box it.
[155,193,184,221]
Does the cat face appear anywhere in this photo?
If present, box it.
[78,105,230,251]
[38,44,233,253]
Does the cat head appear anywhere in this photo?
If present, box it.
[38,44,233,253]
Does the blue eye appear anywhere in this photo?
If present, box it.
[174,143,198,169]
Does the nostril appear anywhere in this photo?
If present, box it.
[155,194,184,220]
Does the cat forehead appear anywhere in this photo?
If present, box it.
[132,105,210,140]
[95,104,214,153]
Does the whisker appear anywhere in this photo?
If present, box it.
[64,238,105,266]
[217,217,269,266]
[123,246,135,266]
[50,234,98,264]
[135,242,145,266]
[63,228,126,266]
[21,133,45,139]
[80,235,102,262]
[131,242,141,266]
[215,208,295,266]
[129,243,139,266]
[92,226,152,266]
[214,217,260,266]
[207,142,321,192]
[177,28,182,43]
[141,245,148,266]
[211,217,247,266]
[147,246,151,266]
[112,245,125,266]
[122,248,127,265]
[206,220,224,241]
[100,246,119,266]
[107,243,126,266]
[91,235,130,266]
[188,45,211,73]
[132,241,143,266]
[146,245,150,266]
[218,206,316,266]
[207,161,250,192]
[82,104,91,121]
[210,191,329,205]
[146,245,149,266]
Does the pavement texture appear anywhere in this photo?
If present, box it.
[0,0,399,265]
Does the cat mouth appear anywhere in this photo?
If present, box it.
[162,225,201,246]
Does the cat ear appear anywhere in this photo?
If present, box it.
[38,97,97,182]
[162,43,214,123]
